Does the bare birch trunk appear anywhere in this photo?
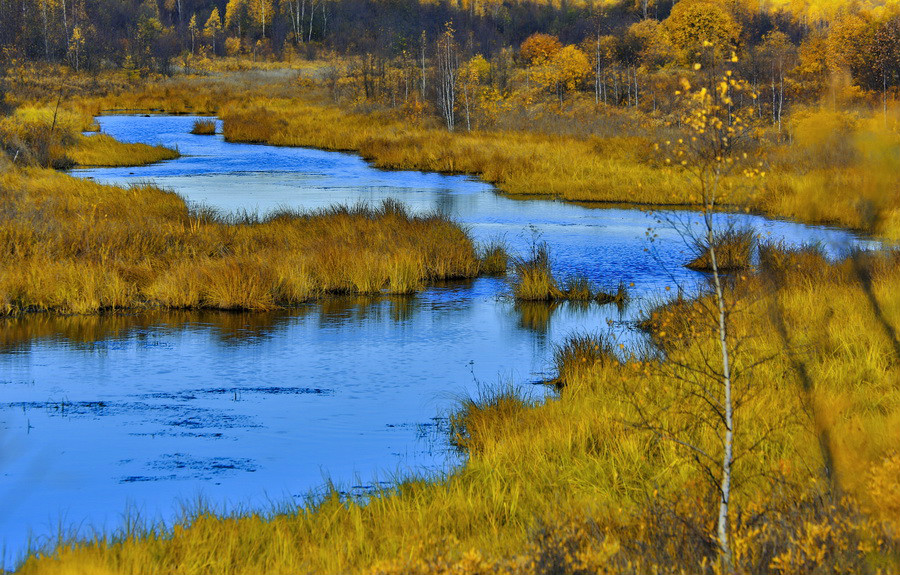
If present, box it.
[702,170,735,573]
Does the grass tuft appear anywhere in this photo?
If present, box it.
[477,240,509,276]
[552,333,619,388]
[190,118,217,135]
[686,227,757,272]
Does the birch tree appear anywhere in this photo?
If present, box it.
[760,30,796,133]
[435,22,458,131]
[636,54,763,573]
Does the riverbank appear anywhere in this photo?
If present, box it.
[220,99,900,241]
[15,246,900,574]
[8,66,900,239]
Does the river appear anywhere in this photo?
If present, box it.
[0,115,864,567]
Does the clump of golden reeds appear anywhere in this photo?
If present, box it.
[511,243,622,303]
[685,227,756,271]
[551,333,618,388]
[190,118,217,135]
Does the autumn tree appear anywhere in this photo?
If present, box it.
[188,14,198,53]
[637,57,762,573]
[547,45,590,102]
[834,9,900,121]
[458,54,489,130]
[225,0,251,39]
[68,25,83,70]
[758,30,796,132]
[203,8,223,54]
[664,0,741,66]
[519,32,561,66]
[249,0,274,38]
[581,34,617,105]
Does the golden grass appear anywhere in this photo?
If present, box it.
[68,133,179,166]
[15,249,900,574]
[213,93,900,242]
[0,168,480,315]
[5,64,900,574]
[685,227,757,272]
[476,240,509,276]
[219,100,695,205]
[511,243,620,303]
[190,118,217,135]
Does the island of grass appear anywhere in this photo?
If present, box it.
[190,118,217,135]
[511,243,627,304]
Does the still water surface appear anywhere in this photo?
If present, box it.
[0,116,863,566]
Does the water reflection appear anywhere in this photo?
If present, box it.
[0,296,444,353]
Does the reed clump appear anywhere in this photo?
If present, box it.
[512,244,620,303]
[0,168,481,315]
[551,333,618,388]
[190,118,217,135]
[476,240,509,276]
[511,243,562,301]
[685,227,757,272]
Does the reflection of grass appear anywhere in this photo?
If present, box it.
[514,300,558,332]
[0,168,481,315]
[190,118,217,135]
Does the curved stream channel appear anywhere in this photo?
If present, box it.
[0,116,866,565]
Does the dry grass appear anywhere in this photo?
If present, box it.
[68,133,179,166]
[511,244,620,303]
[685,227,757,272]
[5,63,900,575]
[9,66,897,239]
[476,240,509,276]
[190,118,217,135]
[0,168,480,315]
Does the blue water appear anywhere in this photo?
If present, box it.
[0,115,865,567]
